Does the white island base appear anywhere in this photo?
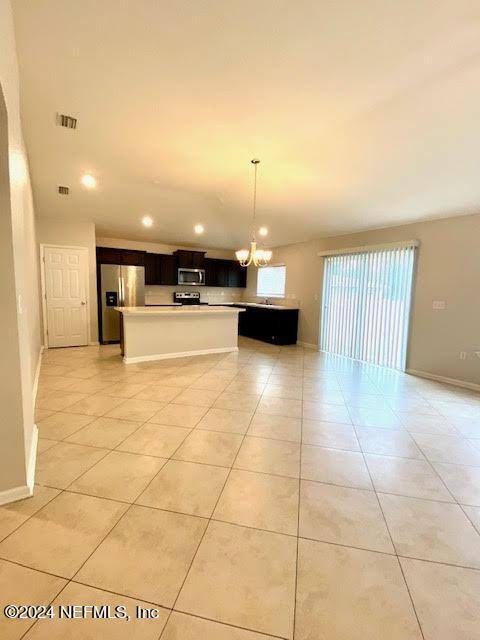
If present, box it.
[115,306,244,364]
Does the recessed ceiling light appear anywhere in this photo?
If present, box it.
[81,174,96,188]
[259,226,268,236]
[142,216,153,227]
[194,224,204,234]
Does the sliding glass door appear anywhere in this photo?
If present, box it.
[320,245,416,370]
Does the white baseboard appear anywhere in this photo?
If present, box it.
[26,424,38,494]
[0,483,33,507]
[123,346,239,364]
[89,341,100,346]
[32,346,44,404]
[297,341,319,350]
[407,368,480,392]
[0,348,42,507]
[0,424,37,505]
[0,424,38,505]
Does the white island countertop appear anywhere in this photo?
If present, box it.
[115,305,244,316]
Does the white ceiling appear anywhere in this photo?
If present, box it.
[12,0,480,249]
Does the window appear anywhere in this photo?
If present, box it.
[320,245,416,370]
[256,265,286,298]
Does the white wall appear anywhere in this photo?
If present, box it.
[247,213,480,386]
[0,0,41,501]
[37,218,98,343]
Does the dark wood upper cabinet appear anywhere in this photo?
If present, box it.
[204,258,246,288]
[144,253,160,285]
[144,253,177,285]
[122,249,145,266]
[216,259,229,287]
[205,258,226,287]
[228,261,247,288]
[174,250,205,269]
[159,254,177,285]
[98,247,246,288]
[97,247,145,266]
[204,258,217,286]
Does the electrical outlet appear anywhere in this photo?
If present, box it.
[432,300,446,310]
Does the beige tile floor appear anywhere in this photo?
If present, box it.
[1,337,480,638]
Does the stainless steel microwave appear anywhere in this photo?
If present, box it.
[178,268,205,286]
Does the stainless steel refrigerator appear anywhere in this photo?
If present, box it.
[100,264,145,343]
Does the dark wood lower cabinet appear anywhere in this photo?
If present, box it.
[237,306,299,345]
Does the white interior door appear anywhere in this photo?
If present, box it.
[44,246,89,348]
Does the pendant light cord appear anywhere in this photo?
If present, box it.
[251,159,260,241]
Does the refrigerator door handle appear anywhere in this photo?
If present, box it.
[119,276,125,305]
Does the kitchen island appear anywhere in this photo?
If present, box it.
[115,306,244,363]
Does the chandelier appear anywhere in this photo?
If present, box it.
[236,159,272,267]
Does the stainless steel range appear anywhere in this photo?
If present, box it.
[173,291,201,305]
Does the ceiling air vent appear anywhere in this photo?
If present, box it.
[58,186,69,195]
[56,113,77,129]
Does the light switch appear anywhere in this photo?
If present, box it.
[432,300,446,310]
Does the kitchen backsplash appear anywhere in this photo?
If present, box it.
[145,285,244,305]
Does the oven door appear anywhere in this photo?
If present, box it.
[178,268,205,285]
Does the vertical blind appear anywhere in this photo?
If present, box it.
[320,245,416,370]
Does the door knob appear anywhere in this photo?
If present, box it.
[81,301,87,305]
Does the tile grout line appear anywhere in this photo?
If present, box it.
[291,351,305,640]
[345,394,427,640]
[420,449,480,541]
[40,391,208,639]
[16,352,231,640]
[26,343,480,637]
[59,411,162,494]
[21,345,230,640]
[157,355,267,638]
[3,529,480,586]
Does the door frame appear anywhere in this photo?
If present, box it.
[40,244,91,348]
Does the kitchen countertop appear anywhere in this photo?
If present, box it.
[145,303,182,307]
[234,302,298,311]
[115,306,244,316]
